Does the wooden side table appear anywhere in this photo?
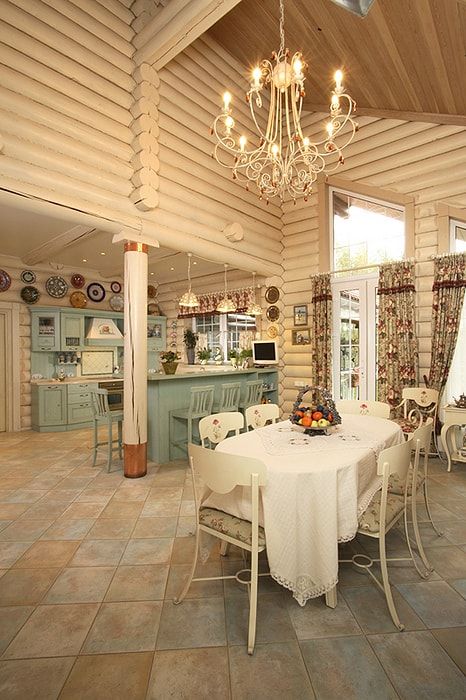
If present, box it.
[441,406,466,472]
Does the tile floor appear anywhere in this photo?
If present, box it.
[0,428,466,699]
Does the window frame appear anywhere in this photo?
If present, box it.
[193,312,257,362]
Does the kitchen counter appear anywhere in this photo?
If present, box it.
[31,376,123,385]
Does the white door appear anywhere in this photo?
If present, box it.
[332,275,378,401]
[0,314,6,432]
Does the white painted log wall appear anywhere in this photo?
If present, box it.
[281,113,466,414]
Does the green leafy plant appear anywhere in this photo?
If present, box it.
[197,348,211,361]
[239,348,253,359]
[183,329,198,348]
[160,350,180,363]
[228,348,239,360]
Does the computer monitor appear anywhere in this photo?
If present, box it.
[252,340,278,366]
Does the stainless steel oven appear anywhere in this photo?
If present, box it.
[99,381,123,411]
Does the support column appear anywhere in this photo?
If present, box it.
[124,241,148,478]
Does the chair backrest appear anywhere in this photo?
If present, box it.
[188,385,214,416]
[199,412,244,446]
[377,436,413,480]
[188,443,267,493]
[400,388,439,423]
[410,418,433,478]
[242,380,263,408]
[218,382,241,412]
[337,400,390,419]
[245,404,280,430]
[90,388,110,418]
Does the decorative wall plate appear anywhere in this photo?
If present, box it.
[109,294,124,312]
[20,286,40,304]
[266,305,279,322]
[21,270,36,284]
[87,282,106,302]
[45,275,68,298]
[265,286,280,304]
[71,273,85,289]
[0,269,11,292]
[147,284,157,299]
[70,291,87,308]
[111,281,121,293]
[267,325,278,338]
[147,302,160,316]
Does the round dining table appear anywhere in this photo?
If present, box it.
[207,414,403,606]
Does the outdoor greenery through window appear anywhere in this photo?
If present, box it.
[193,313,256,361]
[445,220,466,404]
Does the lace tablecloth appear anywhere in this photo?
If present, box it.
[207,414,403,606]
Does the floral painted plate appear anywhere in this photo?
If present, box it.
[70,291,87,308]
[109,294,124,312]
[45,275,68,298]
[21,270,36,284]
[20,286,40,304]
[71,273,85,289]
[0,269,11,292]
[267,324,278,338]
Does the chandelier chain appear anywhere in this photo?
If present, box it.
[279,0,285,54]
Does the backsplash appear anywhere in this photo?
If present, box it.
[81,350,114,376]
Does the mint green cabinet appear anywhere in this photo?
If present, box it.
[31,311,61,351]
[67,382,97,425]
[60,314,85,351]
[147,317,166,351]
[32,385,67,430]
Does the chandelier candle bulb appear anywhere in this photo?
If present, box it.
[334,70,343,92]
[223,91,232,110]
[252,67,262,87]
[239,136,247,152]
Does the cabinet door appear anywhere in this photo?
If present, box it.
[39,386,67,425]
[68,402,93,424]
[61,314,84,350]
[31,311,61,351]
[147,317,167,351]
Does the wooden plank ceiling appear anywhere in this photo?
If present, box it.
[208,0,466,124]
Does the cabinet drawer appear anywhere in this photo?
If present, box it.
[68,383,98,394]
[68,392,91,405]
[68,403,93,424]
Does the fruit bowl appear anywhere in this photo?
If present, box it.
[289,386,342,436]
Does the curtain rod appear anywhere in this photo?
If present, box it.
[315,252,460,278]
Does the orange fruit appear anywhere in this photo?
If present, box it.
[312,411,323,421]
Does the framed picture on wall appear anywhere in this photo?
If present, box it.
[293,304,308,326]
[292,328,310,345]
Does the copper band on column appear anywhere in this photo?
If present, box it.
[124,443,147,478]
[124,242,148,254]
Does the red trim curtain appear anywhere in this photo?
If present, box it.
[310,273,333,388]
[428,253,466,395]
[178,287,255,318]
[377,261,418,405]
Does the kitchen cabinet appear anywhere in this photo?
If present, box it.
[67,382,97,424]
[31,311,61,352]
[60,313,85,351]
[32,385,67,430]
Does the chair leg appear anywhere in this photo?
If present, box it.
[174,527,200,604]
[106,421,112,473]
[188,418,193,447]
[379,532,404,631]
[248,545,259,655]
[118,420,123,459]
[410,490,433,573]
[423,481,443,537]
[92,420,98,467]
[403,503,429,579]
[220,541,229,556]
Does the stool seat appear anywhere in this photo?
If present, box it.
[90,389,123,473]
[169,385,214,459]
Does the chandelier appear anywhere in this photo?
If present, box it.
[217,264,236,313]
[211,0,357,203]
[179,253,199,308]
[246,272,262,316]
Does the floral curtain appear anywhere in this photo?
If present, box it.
[377,260,418,405]
[310,273,332,388]
[428,252,466,396]
[178,287,255,318]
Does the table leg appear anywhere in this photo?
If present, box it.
[325,586,337,608]
[440,425,452,472]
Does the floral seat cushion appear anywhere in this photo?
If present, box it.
[199,507,266,547]
[387,469,425,496]
[392,417,419,434]
[358,491,405,533]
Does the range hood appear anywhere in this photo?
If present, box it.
[86,318,123,341]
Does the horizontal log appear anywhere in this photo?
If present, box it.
[133,63,160,89]
[130,185,159,210]
[73,0,134,41]
[131,169,160,188]
[95,0,134,25]
[130,114,160,138]
[131,151,161,171]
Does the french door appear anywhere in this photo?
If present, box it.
[332,275,378,401]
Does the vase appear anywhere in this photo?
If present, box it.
[186,347,195,365]
[200,359,207,365]
[162,362,178,375]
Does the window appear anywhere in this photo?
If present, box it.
[193,313,256,361]
[445,220,466,403]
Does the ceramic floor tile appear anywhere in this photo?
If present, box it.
[175,516,196,537]
[105,564,169,602]
[170,535,220,564]
[229,642,315,700]
[432,627,466,675]
[99,501,143,519]
[0,521,13,533]
[368,630,466,700]
[110,488,150,503]
[226,592,296,645]
[0,504,32,520]
[120,538,173,565]
[69,539,127,567]
[3,603,99,658]
[0,657,75,700]
[82,601,162,654]
[156,597,226,650]
[441,520,466,545]
[341,584,425,634]
[140,500,181,517]
[165,562,223,600]
[44,566,115,603]
[18,502,69,520]
[86,518,136,539]
[40,518,95,540]
[3,489,48,504]
[13,540,79,568]
[146,486,183,502]
[60,502,105,519]
[300,635,397,700]
[75,490,114,505]
[449,578,466,599]
[0,542,32,568]
[396,580,466,628]
[423,545,466,579]
[0,519,55,541]
[0,567,60,605]
[287,593,361,639]
[132,516,178,538]
[60,652,153,700]
[147,647,230,700]
[0,606,35,654]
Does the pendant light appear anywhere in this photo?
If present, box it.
[217,264,236,313]
[179,253,199,308]
[246,272,262,316]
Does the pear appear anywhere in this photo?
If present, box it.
[311,420,318,428]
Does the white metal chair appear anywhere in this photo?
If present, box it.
[392,388,439,435]
[90,389,123,473]
[199,411,244,448]
[169,385,214,458]
[245,403,280,430]
[174,443,267,655]
[214,382,241,413]
[340,436,421,630]
[336,400,390,419]
[239,380,263,415]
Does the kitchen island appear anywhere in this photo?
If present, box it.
[147,367,278,462]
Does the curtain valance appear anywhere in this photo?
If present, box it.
[178,287,255,318]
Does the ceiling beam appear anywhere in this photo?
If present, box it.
[133,0,242,68]
[304,103,466,128]
[22,225,97,266]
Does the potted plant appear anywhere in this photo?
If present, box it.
[228,348,239,368]
[197,348,211,365]
[183,328,198,365]
[240,348,253,368]
[160,350,180,375]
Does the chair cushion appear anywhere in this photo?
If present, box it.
[358,491,405,533]
[392,417,419,434]
[199,507,265,547]
[387,468,425,496]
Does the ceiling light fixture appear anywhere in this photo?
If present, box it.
[217,264,236,313]
[100,252,106,256]
[179,253,199,308]
[82,258,87,263]
[211,0,357,203]
[246,272,262,316]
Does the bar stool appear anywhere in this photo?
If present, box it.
[90,389,123,473]
[169,385,214,459]
[239,380,263,417]
[214,382,241,413]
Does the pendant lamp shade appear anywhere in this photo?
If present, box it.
[217,264,236,312]
[246,271,262,316]
[179,253,199,308]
